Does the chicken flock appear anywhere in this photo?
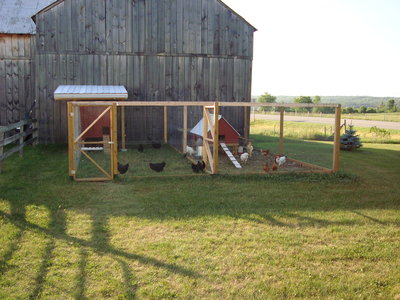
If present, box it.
[237,142,287,173]
[117,139,287,175]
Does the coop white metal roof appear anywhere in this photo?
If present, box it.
[54,85,128,101]
[190,115,222,137]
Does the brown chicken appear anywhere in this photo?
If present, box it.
[272,163,278,171]
[261,149,270,157]
[263,163,270,173]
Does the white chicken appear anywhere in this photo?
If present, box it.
[275,155,287,166]
[186,145,196,156]
[240,152,249,164]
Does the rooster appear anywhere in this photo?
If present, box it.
[274,155,287,166]
[246,142,254,157]
[118,162,129,174]
[263,163,270,173]
[272,163,278,171]
[261,149,270,157]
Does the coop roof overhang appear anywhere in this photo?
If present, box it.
[54,85,128,101]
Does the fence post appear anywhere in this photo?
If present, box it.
[0,131,4,174]
[333,105,342,172]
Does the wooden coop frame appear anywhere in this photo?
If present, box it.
[62,99,341,181]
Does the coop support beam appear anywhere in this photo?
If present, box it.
[164,106,168,143]
[183,105,187,153]
[121,106,126,151]
[279,107,284,154]
[67,102,75,177]
[112,103,118,175]
[202,106,208,168]
[213,102,219,174]
[333,105,341,172]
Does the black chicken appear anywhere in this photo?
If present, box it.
[198,160,206,172]
[118,162,129,174]
[149,161,166,172]
[152,142,162,149]
[191,160,206,173]
[138,144,144,152]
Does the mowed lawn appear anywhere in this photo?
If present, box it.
[0,143,399,299]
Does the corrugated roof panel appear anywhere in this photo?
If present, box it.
[54,85,128,100]
[0,0,56,34]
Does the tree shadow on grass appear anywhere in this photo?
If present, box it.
[0,144,399,297]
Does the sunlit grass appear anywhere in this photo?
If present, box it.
[0,144,399,298]
[251,119,400,143]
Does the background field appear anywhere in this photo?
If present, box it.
[0,141,399,299]
[251,119,400,144]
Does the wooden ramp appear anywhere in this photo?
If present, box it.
[220,142,242,169]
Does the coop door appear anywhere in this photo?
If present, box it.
[68,103,117,181]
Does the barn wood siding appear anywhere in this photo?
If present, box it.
[0,34,35,126]
[35,0,254,143]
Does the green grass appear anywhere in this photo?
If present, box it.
[260,111,400,122]
[0,144,400,299]
[251,119,400,143]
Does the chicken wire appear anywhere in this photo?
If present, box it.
[73,105,113,180]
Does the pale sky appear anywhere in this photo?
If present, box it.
[222,0,400,97]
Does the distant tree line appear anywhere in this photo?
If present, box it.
[256,93,399,114]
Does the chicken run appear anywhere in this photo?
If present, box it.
[59,88,341,181]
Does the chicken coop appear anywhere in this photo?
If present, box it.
[59,86,342,181]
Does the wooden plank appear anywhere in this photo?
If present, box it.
[112,103,118,175]
[5,60,13,124]
[213,102,219,174]
[164,105,168,143]
[204,137,214,173]
[333,105,341,172]
[279,108,284,154]
[182,105,187,152]
[119,0,127,53]
[74,101,340,109]
[80,149,112,178]
[204,108,214,138]
[0,128,36,147]
[0,136,37,161]
[176,0,184,53]
[67,102,74,176]
[287,157,330,172]
[0,60,6,125]
[121,106,126,150]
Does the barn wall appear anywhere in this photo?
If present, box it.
[35,0,254,143]
[0,34,35,126]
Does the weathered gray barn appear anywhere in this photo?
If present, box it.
[0,0,54,127]
[1,0,256,143]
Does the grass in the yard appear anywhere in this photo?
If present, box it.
[251,119,400,143]
[0,143,399,299]
[262,111,400,122]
